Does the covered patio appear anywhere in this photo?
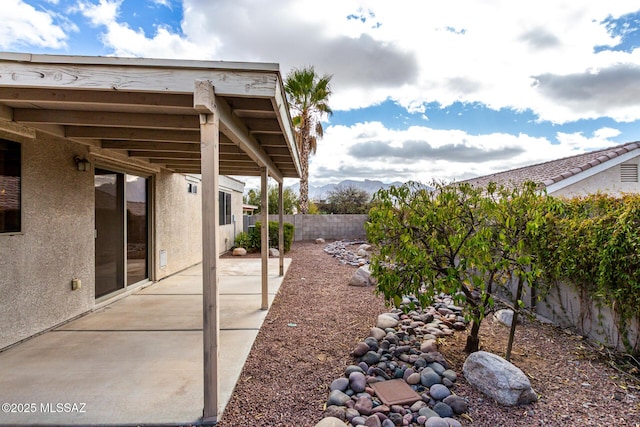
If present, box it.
[0,52,301,423]
[0,257,291,425]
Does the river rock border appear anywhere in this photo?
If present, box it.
[318,295,469,427]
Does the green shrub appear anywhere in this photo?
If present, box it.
[254,220,295,253]
[234,232,252,250]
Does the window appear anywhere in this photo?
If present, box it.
[219,191,232,225]
[620,164,638,182]
[0,139,21,233]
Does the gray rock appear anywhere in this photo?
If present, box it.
[494,309,516,327]
[421,339,438,353]
[268,247,280,257]
[346,407,360,422]
[418,407,440,418]
[433,401,453,418]
[429,384,451,401]
[443,418,462,427]
[443,395,468,414]
[327,389,351,406]
[463,350,538,406]
[442,369,457,383]
[370,327,386,340]
[350,264,375,287]
[425,418,449,427]
[420,367,442,387]
[377,314,399,329]
[330,377,349,392]
[345,365,365,376]
[429,362,446,376]
[351,342,370,357]
[323,405,346,420]
[362,351,381,365]
[315,238,326,244]
[381,419,395,427]
[349,371,367,393]
[314,416,346,427]
[352,416,366,426]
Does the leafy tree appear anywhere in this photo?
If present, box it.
[366,181,547,353]
[243,186,298,214]
[284,66,333,214]
[325,185,372,214]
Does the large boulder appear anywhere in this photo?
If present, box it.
[349,264,375,287]
[463,351,537,406]
[232,247,247,256]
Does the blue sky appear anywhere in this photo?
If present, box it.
[4,0,640,186]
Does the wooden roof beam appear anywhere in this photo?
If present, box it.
[14,109,200,129]
[102,140,200,152]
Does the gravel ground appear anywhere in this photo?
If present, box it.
[217,241,640,427]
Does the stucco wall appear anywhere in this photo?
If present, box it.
[0,130,94,350]
[154,171,203,279]
[552,160,640,197]
[219,176,244,253]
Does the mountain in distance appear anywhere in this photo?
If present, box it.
[287,179,405,201]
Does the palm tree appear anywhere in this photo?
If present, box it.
[284,66,333,214]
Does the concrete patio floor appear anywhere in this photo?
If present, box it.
[0,257,291,426]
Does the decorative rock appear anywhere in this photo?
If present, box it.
[494,309,516,327]
[432,402,453,418]
[418,407,440,418]
[346,408,360,422]
[352,416,366,426]
[420,367,442,387]
[350,264,375,287]
[351,342,370,357]
[327,389,351,406]
[425,418,449,427]
[365,415,382,427]
[421,339,438,353]
[232,247,247,256]
[350,371,367,393]
[370,327,386,341]
[406,372,421,385]
[355,396,373,415]
[323,405,346,420]
[377,314,399,329]
[428,362,446,376]
[314,416,346,427]
[443,395,468,414]
[330,377,349,392]
[268,247,280,257]
[429,384,451,401]
[345,365,365,376]
[362,351,381,365]
[443,418,463,427]
[315,238,326,244]
[442,369,457,383]
[463,351,538,406]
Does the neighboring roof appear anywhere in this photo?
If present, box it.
[462,141,640,189]
[0,52,300,181]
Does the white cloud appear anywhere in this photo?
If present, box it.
[74,0,215,58]
[307,121,621,185]
[0,0,70,50]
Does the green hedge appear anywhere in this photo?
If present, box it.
[234,220,294,253]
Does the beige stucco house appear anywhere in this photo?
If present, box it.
[0,52,300,422]
[463,141,640,197]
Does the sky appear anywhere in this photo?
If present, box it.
[3,0,640,188]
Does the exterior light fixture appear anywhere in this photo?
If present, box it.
[74,156,91,172]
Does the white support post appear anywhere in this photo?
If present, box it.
[261,168,269,310]
[196,80,220,424]
[278,181,284,276]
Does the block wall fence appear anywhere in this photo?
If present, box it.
[243,214,369,242]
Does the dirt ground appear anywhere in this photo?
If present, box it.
[217,241,640,427]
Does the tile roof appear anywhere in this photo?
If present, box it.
[461,141,640,188]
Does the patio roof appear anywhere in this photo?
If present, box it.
[0,52,300,181]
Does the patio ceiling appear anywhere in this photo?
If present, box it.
[0,52,300,181]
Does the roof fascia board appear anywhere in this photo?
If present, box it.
[0,60,278,98]
[546,149,640,194]
[0,51,280,73]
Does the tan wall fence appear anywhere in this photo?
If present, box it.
[244,214,369,242]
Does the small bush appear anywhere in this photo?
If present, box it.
[254,220,295,253]
[234,232,252,250]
